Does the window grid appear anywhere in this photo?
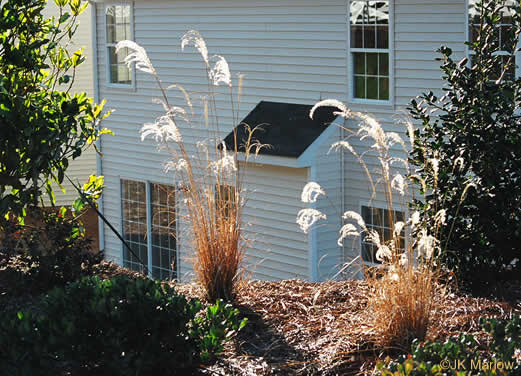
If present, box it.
[105,5,132,85]
[350,1,390,101]
[150,183,177,281]
[121,180,177,281]
[361,206,404,264]
[121,180,148,274]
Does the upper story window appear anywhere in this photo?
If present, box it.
[468,0,519,81]
[349,1,390,101]
[105,4,132,86]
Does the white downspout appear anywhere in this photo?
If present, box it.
[89,1,105,253]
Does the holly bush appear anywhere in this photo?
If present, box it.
[408,0,521,291]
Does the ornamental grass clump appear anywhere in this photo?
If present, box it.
[116,31,263,302]
[298,100,454,349]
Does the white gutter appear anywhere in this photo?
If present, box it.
[89,1,105,253]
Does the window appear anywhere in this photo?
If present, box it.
[121,180,177,280]
[105,4,132,85]
[349,1,390,101]
[361,206,404,263]
[468,0,520,81]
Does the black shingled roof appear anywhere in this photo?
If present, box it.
[222,101,337,158]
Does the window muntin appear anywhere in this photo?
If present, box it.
[350,1,390,101]
[468,0,519,81]
[105,5,132,85]
[121,180,177,280]
[361,206,404,263]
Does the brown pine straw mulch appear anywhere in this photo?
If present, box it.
[178,279,521,376]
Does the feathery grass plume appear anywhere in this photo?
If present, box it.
[181,30,209,65]
[296,209,327,234]
[338,223,359,246]
[116,40,156,75]
[120,33,262,302]
[209,55,232,87]
[299,99,451,349]
[301,182,326,203]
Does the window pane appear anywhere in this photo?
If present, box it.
[379,78,389,100]
[354,52,366,74]
[115,5,130,24]
[350,1,365,24]
[362,206,371,224]
[107,24,130,44]
[367,77,379,99]
[110,64,131,85]
[375,1,389,24]
[351,25,364,48]
[367,53,378,75]
[355,76,366,98]
[376,26,389,48]
[379,53,389,75]
[363,25,376,48]
[105,6,115,24]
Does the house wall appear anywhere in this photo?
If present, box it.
[94,0,467,280]
[43,2,96,206]
[312,125,343,281]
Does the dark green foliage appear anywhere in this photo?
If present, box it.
[481,315,521,367]
[378,315,521,375]
[408,0,521,290]
[191,298,248,361]
[0,207,102,294]
[0,275,247,375]
[0,0,110,219]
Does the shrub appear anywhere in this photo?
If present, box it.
[408,0,521,290]
[0,207,102,294]
[0,275,246,375]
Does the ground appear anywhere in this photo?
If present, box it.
[1,259,519,375]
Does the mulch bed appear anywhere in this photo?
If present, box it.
[1,259,520,375]
[178,279,521,376]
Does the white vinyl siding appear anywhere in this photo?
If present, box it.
[96,0,468,281]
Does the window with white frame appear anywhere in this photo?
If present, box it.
[105,4,132,85]
[468,0,519,81]
[349,1,390,101]
[121,180,177,280]
[361,205,404,263]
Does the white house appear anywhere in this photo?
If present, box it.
[89,0,518,281]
